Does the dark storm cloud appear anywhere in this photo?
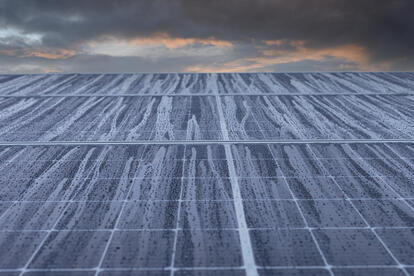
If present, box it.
[0,0,414,72]
[0,53,203,73]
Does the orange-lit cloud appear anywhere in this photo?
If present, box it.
[264,40,305,47]
[262,41,366,61]
[0,48,76,59]
[186,59,265,73]
[87,34,233,58]
[128,33,233,49]
[0,49,17,56]
[187,41,391,72]
[21,49,76,59]
[187,60,269,73]
[43,68,61,73]
[258,42,392,71]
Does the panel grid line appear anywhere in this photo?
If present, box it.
[215,94,258,276]
[1,139,414,146]
[0,92,413,97]
[0,174,411,180]
[3,225,414,232]
[168,147,185,275]
[170,95,193,274]
[2,156,414,163]
[0,175,412,181]
[2,263,414,274]
[169,142,188,274]
[2,197,414,204]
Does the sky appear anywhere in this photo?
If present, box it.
[0,0,413,73]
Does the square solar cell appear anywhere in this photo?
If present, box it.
[381,176,414,197]
[184,145,227,160]
[29,230,111,269]
[352,199,414,227]
[55,201,123,230]
[258,269,330,276]
[174,270,246,276]
[298,199,366,227]
[313,229,395,265]
[276,156,326,178]
[23,272,96,276]
[179,200,237,229]
[72,178,135,201]
[0,202,12,217]
[103,230,174,268]
[127,177,181,200]
[118,201,179,229]
[181,177,233,200]
[376,228,414,265]
[231,151,280,177]
[285,176,345,199]
[98,271,170,276]
[184,159,229,178]
[238,177,292,199]
[243,200,304,228]
[0,231,47,269]
[174,230,242,267]
[0,201,67,230]
[249,229,324,266]
[332,268,406,276]
[386,143,414,158]
[332,175,399,199]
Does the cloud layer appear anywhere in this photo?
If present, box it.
[1,0,413,73]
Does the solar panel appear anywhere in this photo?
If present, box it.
[0,72,413,276]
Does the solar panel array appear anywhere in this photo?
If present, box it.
[0,72,413,276]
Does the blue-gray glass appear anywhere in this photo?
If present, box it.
[1,72,413,274]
